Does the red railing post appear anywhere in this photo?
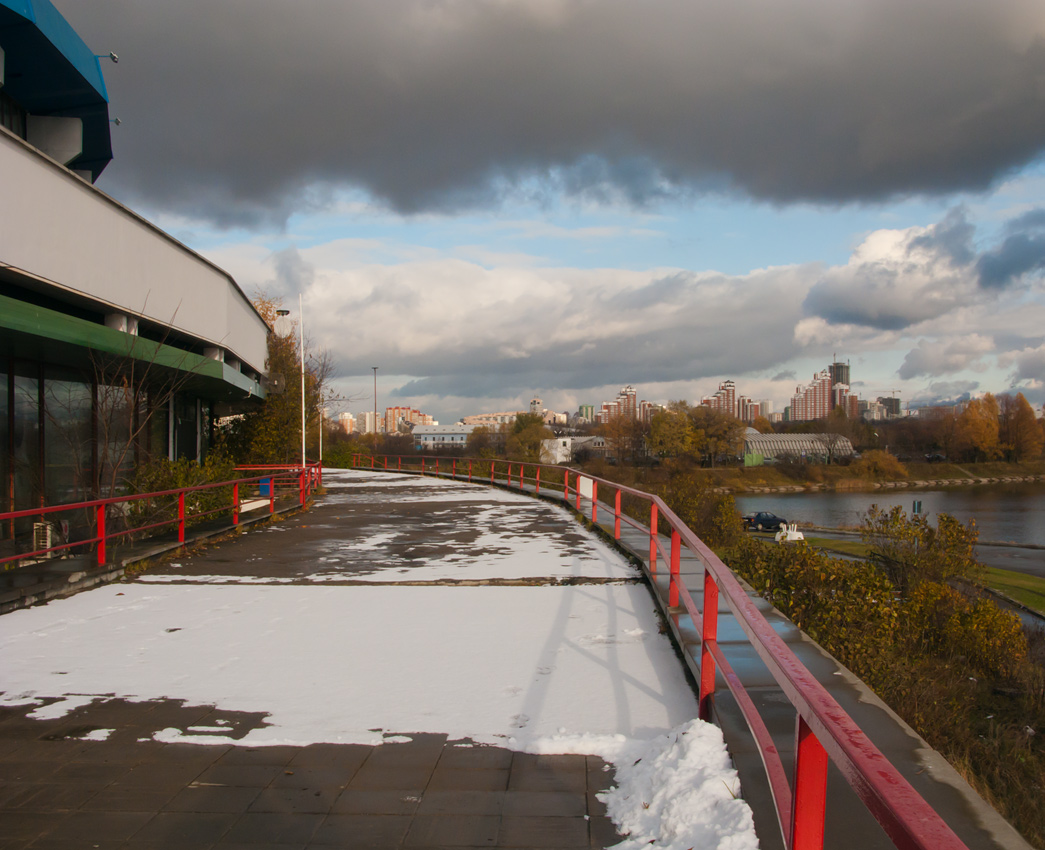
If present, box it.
[648,503,658,574]
[563,469,570,501]
[269,478,276,514]
[790,717,829,850]
[614,489,621,539]
[469,460,473,482]
[436,458,440,475]
[699,569,719,721]
[233,482,240,526]
[422,457,426,475]
[384,456,388,470]
[490,462,495,484]
[591,481,598,523]
[669,528,681,607]
[575,476,582,511]
[398,456,402,470]
[507,463,512,487]
[371,455,375,469]
[536,467,540,495]
[178,492,186,543]
[299,470,306,506]
[453,458,457,478]
[96,504,106,566]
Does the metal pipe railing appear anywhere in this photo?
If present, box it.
[351,452,969,850]
[0,462,322,569]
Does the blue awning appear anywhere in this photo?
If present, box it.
[0,0,112,180]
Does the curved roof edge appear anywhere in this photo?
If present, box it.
[0,0,112,180]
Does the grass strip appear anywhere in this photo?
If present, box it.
[984,567,1045,616]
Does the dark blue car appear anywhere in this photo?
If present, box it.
[742,511,787,532]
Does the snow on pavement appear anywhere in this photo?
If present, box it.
[0,467,759,849]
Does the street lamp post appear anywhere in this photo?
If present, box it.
[299,294,306,469]
[372,366,379,446]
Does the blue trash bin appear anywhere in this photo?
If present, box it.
[259,477,272,497]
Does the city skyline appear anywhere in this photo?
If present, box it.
[64,1,1045,427]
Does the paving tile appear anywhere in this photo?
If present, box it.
[436,745,514,770]
[364,738,446,769]
[403,813,500,846]
[269,766,355,790]
[346,765,433,793]
[114,761,209,789]
[589,813,623,848]
[503,790,586,817]
[42,810,154,842]
[194,762,286,787]
[585,757,616,793]
[163,784,263,813]
[2,781,100,811]
[310,813,412,845]
[0,810,68,841]
[508,756,586,793]
[288,743,370,769]
[49,761,130,785]
[0,760,62,783]
[221,811,325,844]
[129,810,239,844]
[331,789,424,815]
[215,746,298,767]
[498,815,590,847]
[248,786,339,814]
[426,768,509,792]
[79,785,179,813]
[415,790,504,816]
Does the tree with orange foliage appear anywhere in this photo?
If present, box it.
[954,393,1001,462]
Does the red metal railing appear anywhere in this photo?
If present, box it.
[0,463,321,569]
[351,453,968,850]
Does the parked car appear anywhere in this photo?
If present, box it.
[742,511,787,532]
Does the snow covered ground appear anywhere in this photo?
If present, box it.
[0,468,759,849]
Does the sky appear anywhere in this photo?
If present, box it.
[65,0,1045,424]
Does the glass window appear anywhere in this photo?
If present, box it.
[43,369,94,506]
[12,364,41,513]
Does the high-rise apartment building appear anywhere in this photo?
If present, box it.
[338,412,356,433]
[829,360,850,388]
[789,371,833,421]
[701,380,737,417]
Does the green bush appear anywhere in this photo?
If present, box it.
[904,581,1028,680]
[129,454,236,531]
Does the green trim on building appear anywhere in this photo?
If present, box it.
[0,293,264,401]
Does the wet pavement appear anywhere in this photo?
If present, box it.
[0,699,617,849]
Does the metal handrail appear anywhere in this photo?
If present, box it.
[353,453,968,850]
[0,462,322,568]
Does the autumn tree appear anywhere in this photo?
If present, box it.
[861,505,982,596]
[687,406,745,467]
[506,413,552,462]
[997,392,1044,461]
[953,393,1001,462]
[649,407,694,458]
[751,415,774,434]
[217,294,331,464]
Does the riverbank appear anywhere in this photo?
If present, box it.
[706,459,1045,493]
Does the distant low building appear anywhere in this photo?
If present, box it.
[414,423,476,450]
[540,436,605,464]
[461,411,523,427]
[743,429,855,465]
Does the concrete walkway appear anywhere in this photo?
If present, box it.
[0,469,720,849]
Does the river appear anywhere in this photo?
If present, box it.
[735,482,1045,581]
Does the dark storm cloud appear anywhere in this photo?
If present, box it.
[66,0,1045,226]
[771,371,797,382]
[976,208,1045,288]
